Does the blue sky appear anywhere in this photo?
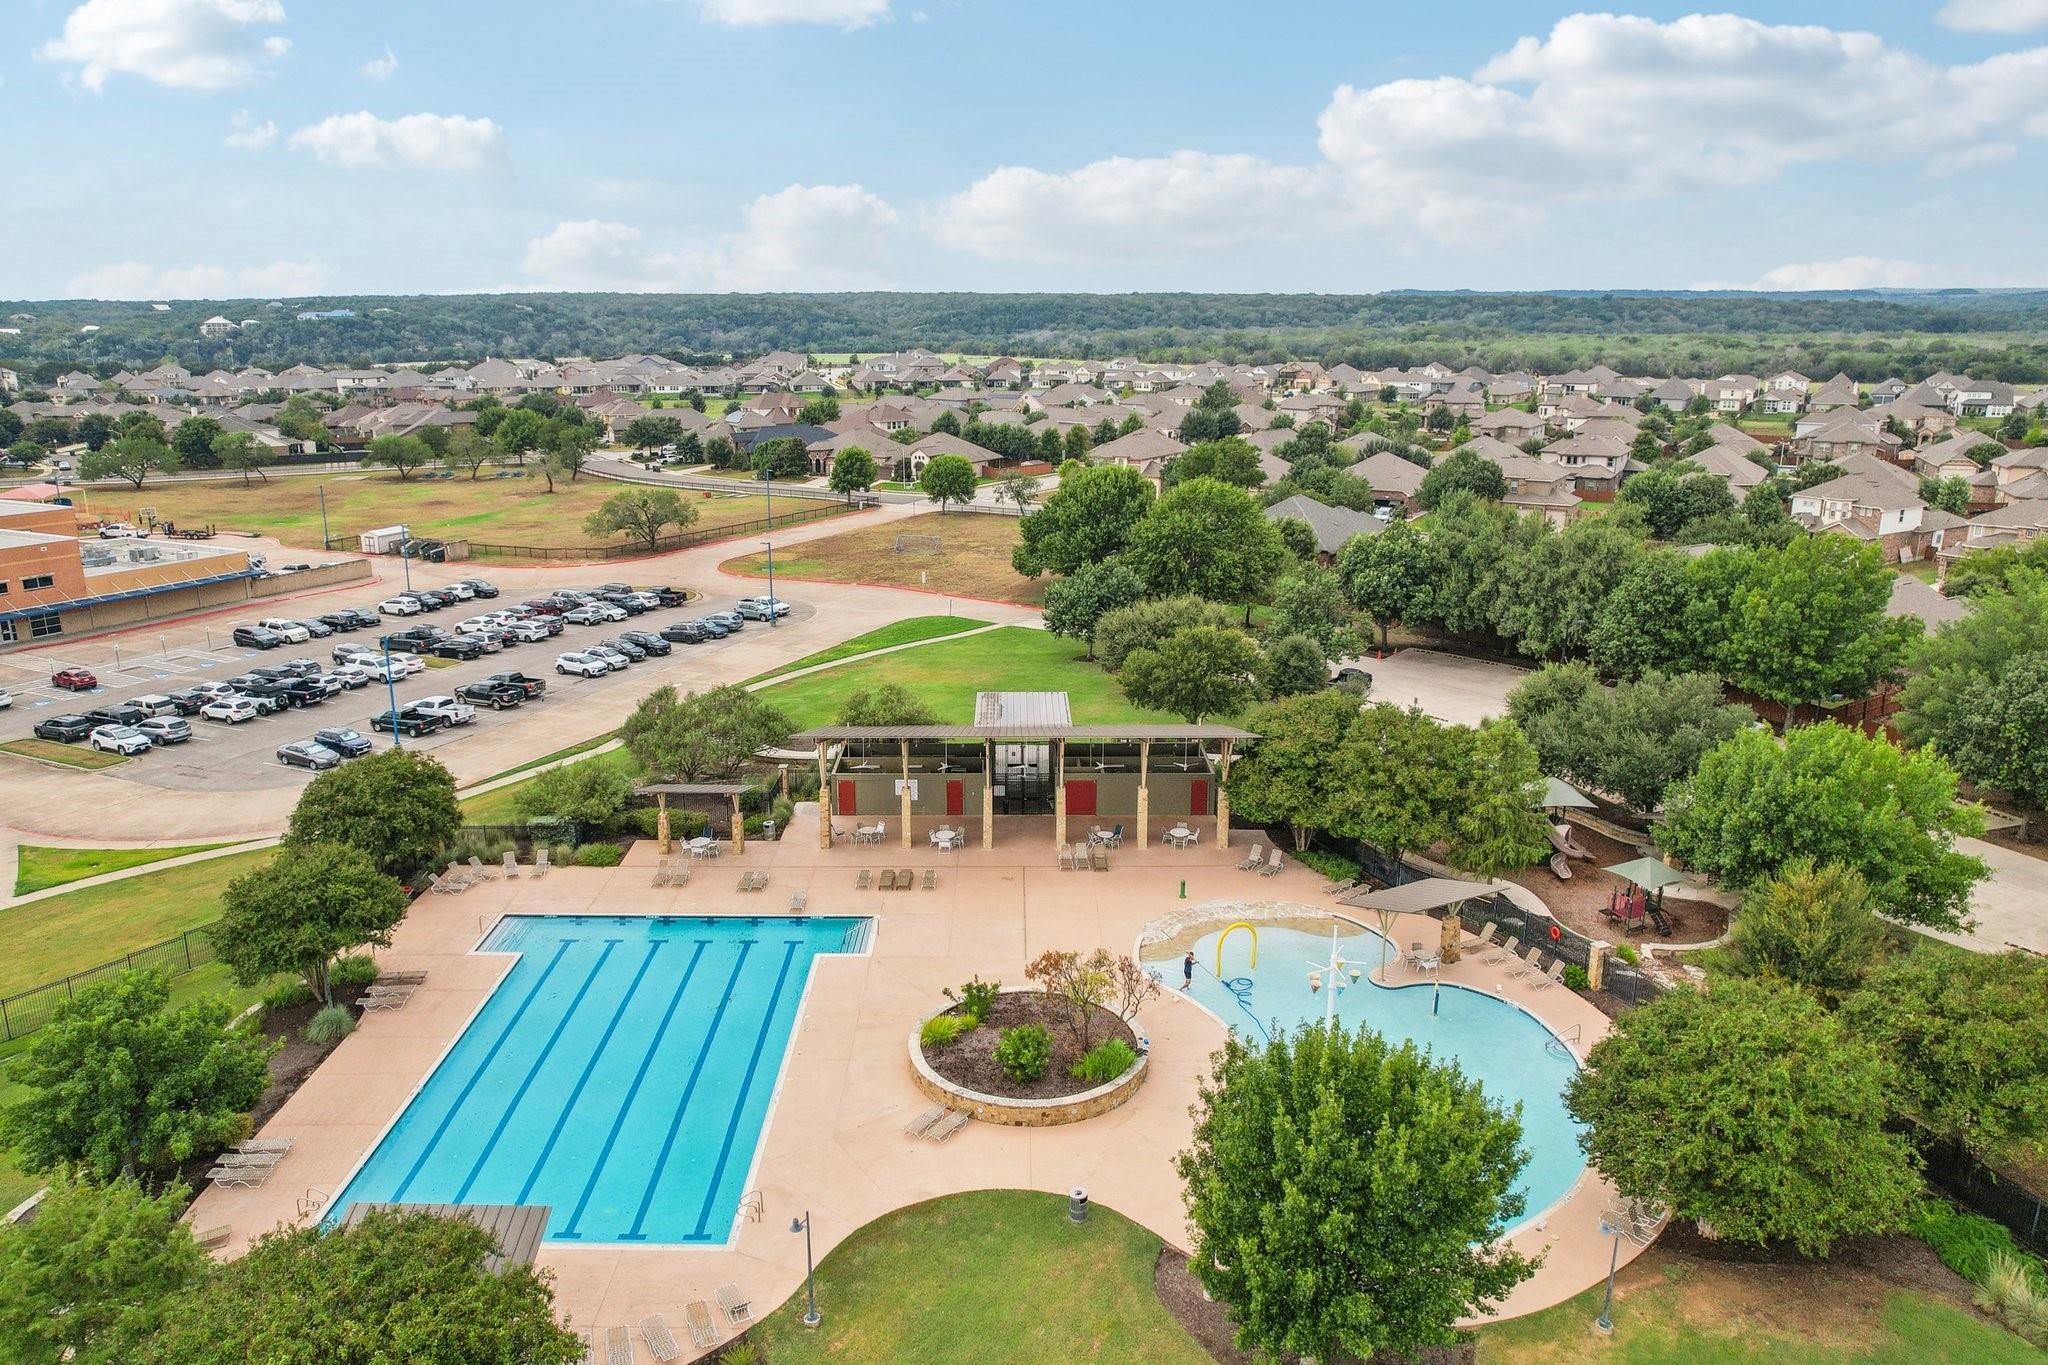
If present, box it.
[4,0,2047,298]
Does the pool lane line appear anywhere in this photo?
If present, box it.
[388,938,575,1204]
[689,939,801,1239]
[618,940,760,1241]
[451,939,620,1205]
[514,939,668,1207]
[557,939,714,1239]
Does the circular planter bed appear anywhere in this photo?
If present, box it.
[909,991,1147,1126]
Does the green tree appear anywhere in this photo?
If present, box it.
[1659,723,1987,930]
[210,431,269,485]
[273,396,326,444]
[1337,518,1435,651]
[1493,517,1645,659]
[490,406,548,466]
[1714,535,1918,724]
[1062,423,1090,462]
[513,756,634,830]
[828,446,876,496]
[750,436,810,482]
[5,440,46,470]
[75,410,116,450]
[1942,539,2048,599]
[0,1174,206,1365]
[1420,492,1543,638]
[1164,436,1264,488]
[1567,977,1920,1256]
[216,843,407,1005]
[1118,625,1266,721]
[1266,562,1353,655]
[1719,859,1885,1001]
[1011,463,1156,577]
[146,1210,584,1365]
[361,433,431,480]
[1094,596,1245,672]
[1898,574,2048,805]
[1506,663,1751,815]
[1445,719,1551,879]
[0,969,273,1181]
[798,395,841,426]
[1919,474,1972,515]
[1616,466,1737,539]
[540,418,600,490]
[620,684,791,780]
[1271,516,1320,562]
[918,452,977,512]
[1262,632,1328,698]
[80,436,179,489]
[438,425,493,480]
[836,682,938,726]
[1041,559,1145,659]
[169,416,223,468]
[285,748,460,881]
[1588,548,1710,678]
[115,412,166,444]
[1123,477,1287,608]
[1229,689,1358,849]
[582,487,695,552]
[1943,652,2048,807]
[1415,445,1507,509]
[1841,951,2048,1158]
[620,415,684,452]
[1178,1023,1535,1361]
[1330,704,1464,865]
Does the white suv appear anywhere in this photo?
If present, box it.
[258,618,313,643]
[89,724,154,755]
[378,597,422,616]
[201,698,260,724]
[554,651,610,677]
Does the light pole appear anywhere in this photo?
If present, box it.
[1594,1217,1622,1334]
[790,1211,820,1328]
[398,523,413,594]
[760,540,777,627]
[318,483,330,550]
[382,638,402,750]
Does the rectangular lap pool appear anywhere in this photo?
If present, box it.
[332,914,871,1245]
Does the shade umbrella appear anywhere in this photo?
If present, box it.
[1542,776,1597,812]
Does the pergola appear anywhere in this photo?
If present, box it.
[633,782,754,855]
[1604,856,1688,910]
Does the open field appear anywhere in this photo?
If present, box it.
[12,841,240,896]
[750,1191,1211,1365]
[724,510,1044,604]
[741,614,991,684]
[755,625,1169,729]
[459,745,638,825]
[71,472,818,557]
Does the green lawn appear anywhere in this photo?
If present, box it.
[459,746,641,825]
[0,739,128,770]
[741,615,991,685]
[12,841,242,896]
[755,625,1174,730]
[750,1191,1211,1365]
[0,848,275,998]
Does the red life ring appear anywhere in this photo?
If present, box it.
[1548,923,1563,942]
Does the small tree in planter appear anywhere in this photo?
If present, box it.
[1026,949,1159,1051]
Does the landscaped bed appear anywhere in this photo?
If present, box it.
[920,992,1137,1102]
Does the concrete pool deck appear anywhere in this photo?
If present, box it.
[186,809,1646,1359]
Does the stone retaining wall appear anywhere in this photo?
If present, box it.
[907,1008,1148,1127]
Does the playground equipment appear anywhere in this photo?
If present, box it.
[1215,920,1258,981]
[1546,822,1593,880]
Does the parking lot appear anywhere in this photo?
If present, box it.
[0,586,812,793]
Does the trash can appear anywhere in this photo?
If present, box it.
[1068,1188,1089,1224]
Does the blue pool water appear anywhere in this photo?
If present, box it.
[1180,922,1586,1228]
[332,915,870,1245]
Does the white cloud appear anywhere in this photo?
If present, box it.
[361,46,398,81]
[1747,257,1940,291]
[286,112,504,171]
[39,0,289,92]
[1939,0,2048,33]
[68,257,330,299]
[694,0,887,28]
[929,152,1338,264]
[521,184,899,292]
[223,110,276,150]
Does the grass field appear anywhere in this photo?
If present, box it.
[755,625,1168,730]
[741,615,990,685]
[460,746,639,825]
[73,473,821,559]
[750,1191,1210,1365]
[0,739,127,770]
[12,842,241,896]
[723,511,1044,604]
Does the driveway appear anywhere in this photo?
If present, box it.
[1938,837,2048,955]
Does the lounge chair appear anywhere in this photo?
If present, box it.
[427,873,455,896]
[789,889,808,914]
[1259,850,1284,877]
[927,1109,970,1142]
[639,1314,682,1363]
[652,857,674,886]
[1532,960,1566,990]
[886,868,904,890]
[1462,923,1498,952]
[360,987,414,1011]
[684,1301,721,1350]
[1324,878,1362,897]
[502,849,521,878]
[1057,845,1075,871]
[232,1137,295,1154]
[1090,845,1108,871]
[213,1150,282,1168]
[921,868,937,889]
[904,1104,948,1137]
[878,868,898,891]
[205,1164,272,1188]
[534,847,551,878]
[194,1224,231,1250]
[445,861,472,889]
[1236,843,1265,871]
[716,1284,754,1327]
[1481,934,1520,965]
[1508,947,1543,980]
[604,1325,633,1365]
[467,854,497,881]
[671,864,691,887]
[856,868,872,890]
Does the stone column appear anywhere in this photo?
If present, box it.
[1215,739,1233,849]
[899,739,913,849]
[1440,913,1462,964]
[656,791,672,855]
[816,741,833,850]
[1136,740,1151,849]
[729,792,745,854]
[1587,942,1608,993]
[982,739,995,850]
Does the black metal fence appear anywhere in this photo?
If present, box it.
[1923,1138,2048,1253]
[323,499,854,560]
[0,925,219,1043]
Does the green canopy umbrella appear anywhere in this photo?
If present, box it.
[1542,776,1597,811]
[1603,857,1687,891]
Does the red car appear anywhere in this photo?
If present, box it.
[50,667,99,692]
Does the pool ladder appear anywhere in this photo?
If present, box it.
[298,1187,329,1219]
[1545,1023,1582,1059]
[737,1191,764,1224]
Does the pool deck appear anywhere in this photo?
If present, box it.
[186,808,1646,1359]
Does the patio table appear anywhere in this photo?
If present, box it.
[1166,826,1195,848]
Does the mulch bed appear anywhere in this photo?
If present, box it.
[920,992,1136,1100]
[1505,824,1731,947]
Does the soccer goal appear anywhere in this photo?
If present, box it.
[893,534,943,555]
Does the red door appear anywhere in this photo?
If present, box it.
[1190,779,1209,816]
[945,780,965,818]
[1067,779,1097,817]
[836,779,856,816]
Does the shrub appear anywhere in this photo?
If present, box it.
[304,1005,356,1045]
[1913,1207,2047,1289]
[1072,1038,1138,1084]
[770,796,795,831]
[720,1343,760,1365]
[993,1023,1052,1083]
[742,814,766,836]
[1296,849,1362,884]
[1613,943,1640,965]
[262,980,313,1011]
[1977,1252,2048,1344]
[572,842,623,867]
[331,955,380,988]
[950,976,1000,1025]
[548,841,576,868]
[1562,964,1590,992]
[920,1014,973,1048]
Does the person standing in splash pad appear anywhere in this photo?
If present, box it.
[1183,951,1196,990]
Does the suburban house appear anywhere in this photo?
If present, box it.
[1351,450,1428,514]
[1807,374,1860,411]
[1090,428,1186,485]
[1790,457,1954,561]
[1646,377,1699,411]
[1263,493,1380,560]
[1685,442,1770,491]
[1785,411,1904,465]
[1914,431,1995,481]
[1472,407,1544,444]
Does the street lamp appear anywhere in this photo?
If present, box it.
[382,638,402,750]
[398,523,414,594]
[1594,1216,1623,1334]
[789,1211,820,1327]
[760,539,777,627]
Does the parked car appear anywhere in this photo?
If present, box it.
[619,629,671,656]
[295,618,335,638]
[201,697,262,724]
[164,688,212,715]
[316,611,364,632]
[561,605,610,626]
[245,679,325,709]
[89,725,153,756]
[660,621,710,644]
[84,703,146,728]
[442,581,476,601]
[129,694,182,718]
[277,740,343,770]
[736,595,791,619]
[320,669,369,692]
[185,682,238,702]
[692,617,731,638]
[411,695,477,726]
[431,636,487,661]
[522,598,567,617]
[593,601,629,622]
[482,671,547,700]
[51,667,99,691]
[369,708,444,737]
[413,589,455,611]
[387,652,427,677]
[647,585,689,607]
[97,521,144,539]
[231,625,285,649]
[1329,667,1373,694]
[599,637,647,661]
[258,619,312,643]
[587,644,633,670]
[226,690,286,717]
[0,688,10,710]
[312,726,373,757]
[705,611,745,632]
[338,607,382,628]
[378,596,422,616]
[504,619,551,644]
[456,680,526,710]
[554,651,611,677]
[459,578,499,599]
[137,716,193,745]
[349,656,403,683]
[33,713,96,741]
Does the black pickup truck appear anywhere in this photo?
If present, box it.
[369,708,446,737]
[456,679,527,710]
[480,671,548,701]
